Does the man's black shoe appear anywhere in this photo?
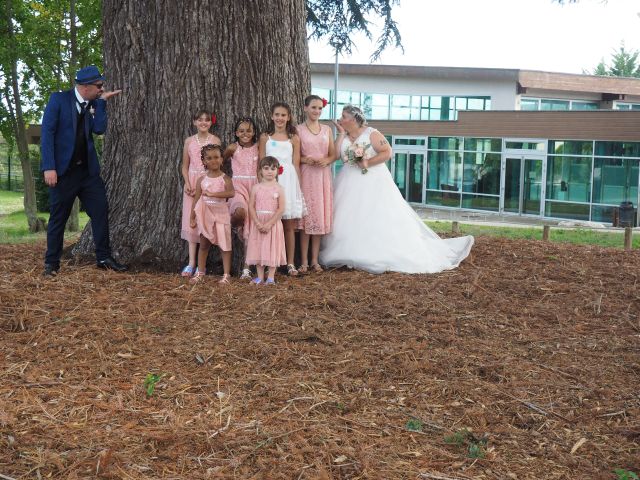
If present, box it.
[97,257,128,272]
[43,264,59,277]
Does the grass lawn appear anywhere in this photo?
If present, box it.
[0,190,89,243]
[426,220,640,249]
[0,189,25,215]
[1,190,637,248]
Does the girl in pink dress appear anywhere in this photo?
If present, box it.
[246,156,286,285]
[223,116,259,280]
[180,110,222,277]
[298,95,336,273]
[258,102,305,276]
[189,144,235,284]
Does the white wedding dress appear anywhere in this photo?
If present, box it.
[319,127,474,274]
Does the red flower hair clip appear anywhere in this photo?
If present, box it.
[278,165,284,175]
[321,98,328,107]
[210,113,217,125]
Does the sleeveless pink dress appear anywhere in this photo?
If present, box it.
[181,136,207,243]
[193,175,232,251]
[228,143,259,239]
[245,183,286,267]
[298,124,333,234]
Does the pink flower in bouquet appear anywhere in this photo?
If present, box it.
[354,146,365,158]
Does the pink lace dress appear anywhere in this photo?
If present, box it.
[298,124,333,234]
[181,136,207,243]
[193,175,232,251]
[245,183,286,267]
[228,143,259,239]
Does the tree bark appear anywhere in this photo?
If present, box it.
[6,0,45,233]
[74,0,310,272]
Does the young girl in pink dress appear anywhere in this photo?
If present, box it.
[246,156,286,285]
[298,95,336,273]
[189,144,235,284]
[223,116,259,280]
[180,110,222,277]
[258,102,306,276]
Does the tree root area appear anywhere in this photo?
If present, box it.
[1,238,639,479]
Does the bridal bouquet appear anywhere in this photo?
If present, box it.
[347,143,370,174]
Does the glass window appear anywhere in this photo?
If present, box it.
[548,140,593,156]
[595,142,640,158]
[616,103,640,110]
[463,152,501,195]
[370,93,389,120]
[425,190,461,208]
[462,194,499,212]
[520,98,539,110]
[427,150,462,191]
[390,94,420,120]
[591,205,617,223]
[465,138,502,152]
[544,201,590,220]
[546,156,592,202]
[505,141,545,151]
[394,138,426,146]
[571,101,598,110]
[429,137,462,151]
[592,157,639,205]
[540,99,570,110]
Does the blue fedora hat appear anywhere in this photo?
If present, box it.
[75,65,105,84]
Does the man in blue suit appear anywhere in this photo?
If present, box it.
[41,65,127,276]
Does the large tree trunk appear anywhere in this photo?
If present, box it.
[5,0,45,233]
[74,0,310,272]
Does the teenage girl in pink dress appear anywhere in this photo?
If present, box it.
[245,156,287,285]
[298,95,335,273]
[190,144,235,284]
[180,110,222,277]
[223,116,260,280]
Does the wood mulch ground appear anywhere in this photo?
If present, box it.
[1,238,638,479]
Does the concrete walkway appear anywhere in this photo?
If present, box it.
[413,206,640,232]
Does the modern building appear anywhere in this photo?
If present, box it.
[311,63,640,225]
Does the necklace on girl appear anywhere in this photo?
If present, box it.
[196,134,212,148]
[305,121,321,136]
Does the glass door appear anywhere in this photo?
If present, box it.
[523,157,543,215]
[502,155,544,215]
[407,153,425,203]
[393,152,408,195]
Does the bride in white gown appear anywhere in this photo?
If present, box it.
[319,105,474,274]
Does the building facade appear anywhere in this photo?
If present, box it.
[311,63,640,225]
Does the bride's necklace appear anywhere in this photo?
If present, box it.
[195,133,212,147]
[305,121,321,136]
[348,127,364,141]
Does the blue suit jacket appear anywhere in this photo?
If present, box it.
[40,89,107,177]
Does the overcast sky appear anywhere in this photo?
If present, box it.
[308,0,640,74]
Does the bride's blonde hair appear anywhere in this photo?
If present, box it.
[343,105,367,127]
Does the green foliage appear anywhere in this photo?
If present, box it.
[615,469,639,480]
[444,428,487,459]
[143,373,162,397]
[405,418,423,432]
[0,0,103,146]
[591,44,640,78]
[306,0,402,60]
